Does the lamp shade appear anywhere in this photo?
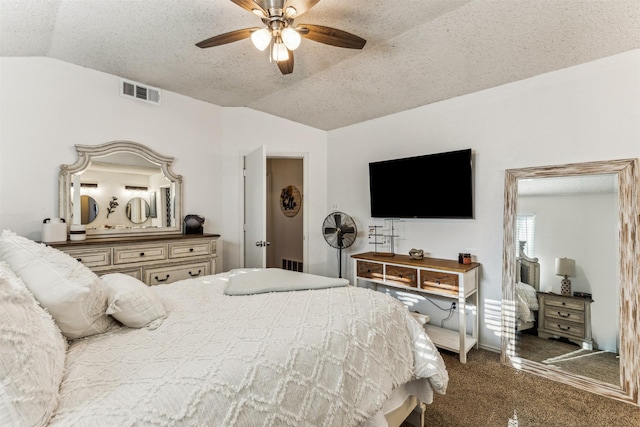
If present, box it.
[555,257,575,277]
[272,41,289,61]
[282,27,301,50]
[251,28,271,51]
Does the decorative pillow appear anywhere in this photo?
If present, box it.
[102,273,166,328]
[0,230,115,339]
[0,261,67,426]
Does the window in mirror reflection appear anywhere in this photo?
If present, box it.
[516,213,536,257]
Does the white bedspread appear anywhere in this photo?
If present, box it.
[49,272,448,426]
[224,268,349,295]
[516,281,539,323]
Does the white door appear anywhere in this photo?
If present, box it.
[244,145,267,268]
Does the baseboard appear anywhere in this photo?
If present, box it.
[478,343,500,353]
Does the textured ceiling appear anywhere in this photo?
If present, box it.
[1,0,639,130]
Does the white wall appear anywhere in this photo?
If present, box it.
[0,57,327,274]
[219,107,327,275]
[327,49,640,351]
[0,57,222,239]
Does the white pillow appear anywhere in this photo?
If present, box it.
[0,230,115,339]
[516,281,539,311]
[102,273,166,328]
[0,261,67,426]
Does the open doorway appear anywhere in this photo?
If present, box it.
[266,158,303,271]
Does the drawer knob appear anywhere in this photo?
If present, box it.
[189,248,194,252]
[558,311,571,318]
[155,274,170,282]
[558,324,571,331]
[139,252,145,257]
[189,269,202,277]
[76,258,82,262]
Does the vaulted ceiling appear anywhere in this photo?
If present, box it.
[1,0,639,130]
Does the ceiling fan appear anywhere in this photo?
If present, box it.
[196,0,366,75]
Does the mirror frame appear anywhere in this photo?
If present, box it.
[501,158,639,406]
[59,141,183,238]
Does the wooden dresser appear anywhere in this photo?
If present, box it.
[537,292,594,350]
[50,234,219,286]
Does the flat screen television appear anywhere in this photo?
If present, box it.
[368,148,473,219]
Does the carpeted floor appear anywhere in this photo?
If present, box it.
[418,348,640,427]
[515,333,619,385]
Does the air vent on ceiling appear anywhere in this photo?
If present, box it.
[121,79,161,105]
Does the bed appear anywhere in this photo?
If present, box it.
[0,230,448,427]
[515,241,540,331]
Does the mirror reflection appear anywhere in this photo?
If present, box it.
[126,197,151,224]
[514,174,619,386]
[80,195,99,225]
[70,155,168,230]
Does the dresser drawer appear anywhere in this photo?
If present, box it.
[144,262,210,286]
[65,248,111,268]
[543,319,584,339]
[168,241,213,259]
[546,308,585,324]
[545,297,585,312]
[419,270,459,294]
[357,261,384,280]
[98,267,142,281]
[386,265,418,287]
[113,244,167,265]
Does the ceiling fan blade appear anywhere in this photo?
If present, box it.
[324,227,337,234]
[298,24,366,49]
[277,49,294,74]
[341,226,355,234]
[196,28,259,48]
[284,0,321,17]
[231,0,266,14]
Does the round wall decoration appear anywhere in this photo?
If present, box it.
[280,185,301,217]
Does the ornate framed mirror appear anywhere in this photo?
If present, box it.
[501,158,639,406]
[59,141,183,238]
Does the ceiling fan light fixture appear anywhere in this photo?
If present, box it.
[281,27,301,50]
[284,6,297,18]
[272,40,289,62]
[251,8,266,18]
[251,27,272,51]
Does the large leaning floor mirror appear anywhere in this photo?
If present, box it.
[501,158,639,406]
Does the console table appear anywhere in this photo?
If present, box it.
[49,234,219,286]
[351,252,480,363]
